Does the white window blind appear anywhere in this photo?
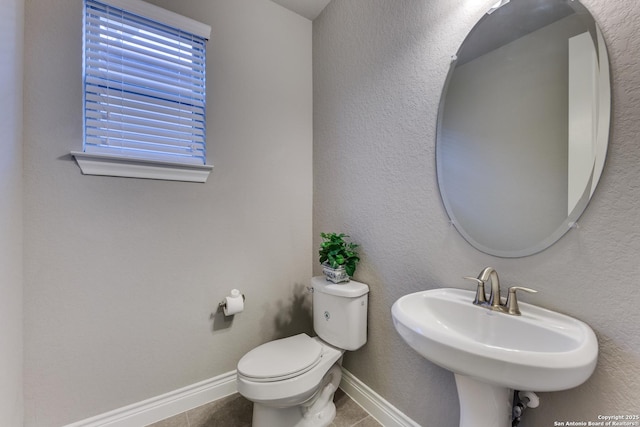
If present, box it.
[82,0,209,167]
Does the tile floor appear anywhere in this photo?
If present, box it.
[146,389,382,427]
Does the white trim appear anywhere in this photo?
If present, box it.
[63,371,237,427]
[71,151,213,183]
[339,368,421,427]
[61,368,419,427]
[95,0,211,39]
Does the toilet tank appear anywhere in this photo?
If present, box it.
[311,276,369,351]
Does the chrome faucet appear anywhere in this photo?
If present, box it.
[464,267,537,316]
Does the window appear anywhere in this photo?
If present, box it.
[72,0,212,182]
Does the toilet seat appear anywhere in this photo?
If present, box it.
[237,336,344,408]
[238,334,323,382]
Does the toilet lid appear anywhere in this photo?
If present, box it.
[237,334,323,381]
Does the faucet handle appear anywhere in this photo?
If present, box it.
[463,276,487,305]
[506,286,538,315]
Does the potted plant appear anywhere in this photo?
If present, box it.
[318,232,360,283]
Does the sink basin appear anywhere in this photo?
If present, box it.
[391,288,598,391]
[392,288,598,427]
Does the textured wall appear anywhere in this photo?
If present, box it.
[0,0,24,425]
[313,0,640,426]
[23,0,312,425]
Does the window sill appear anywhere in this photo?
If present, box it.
[71,151,213,183]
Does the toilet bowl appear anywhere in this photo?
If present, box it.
[236,277,369,427]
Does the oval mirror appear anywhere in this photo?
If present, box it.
[436,0,610,257]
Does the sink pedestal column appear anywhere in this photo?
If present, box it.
[454,374,512,427]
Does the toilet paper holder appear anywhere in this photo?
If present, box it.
[218,293,245,309]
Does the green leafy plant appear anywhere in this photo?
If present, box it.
[319,232,360,277]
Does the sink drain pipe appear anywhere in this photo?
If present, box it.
[512,390,540,426]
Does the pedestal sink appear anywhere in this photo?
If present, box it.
[391,288,598,427]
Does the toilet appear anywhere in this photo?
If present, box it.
[237,276,369,427]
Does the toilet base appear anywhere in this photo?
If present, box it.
[252,401,337,427]
[251,363,342,427]
[253,403,304,427]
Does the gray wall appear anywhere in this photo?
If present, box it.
[0,0,24,425]
[313,0,640,426]
[23,0,312,425]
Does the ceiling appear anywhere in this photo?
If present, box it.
[269,0,332,20]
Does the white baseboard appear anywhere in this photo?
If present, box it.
[63,368,418,427]
[63,371,237,427]
[339,368,421,427]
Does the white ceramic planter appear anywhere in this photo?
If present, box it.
[321,263,349,284]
